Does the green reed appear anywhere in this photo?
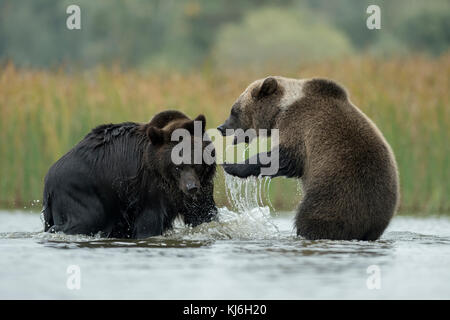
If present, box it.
[0,55,449,213]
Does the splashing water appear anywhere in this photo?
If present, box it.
[2,205,283,243]
[32,142,282,242]
[264,176,275,211]
[30,172,282,242]
[165,168,282,240]
[165,206,281,240]
[296,179,303,196]
[224,174,273,212]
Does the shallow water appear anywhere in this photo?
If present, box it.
[1,208,449,299]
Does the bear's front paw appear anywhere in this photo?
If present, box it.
[222,162,258,178]
[222,163,244,178]
[222,163,242,177]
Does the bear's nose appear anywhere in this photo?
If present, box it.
[217,125,226,136]
[186,183,199,195]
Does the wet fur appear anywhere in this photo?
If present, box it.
[43,111,217,239]
[220,77,399,240]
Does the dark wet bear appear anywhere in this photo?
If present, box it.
[218,76,399,241]
[42,110,217,239]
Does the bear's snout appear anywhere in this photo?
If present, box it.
[179,168,201,197]
[217,124,227,136]
[186,182,199,195]
[217,117,238,136]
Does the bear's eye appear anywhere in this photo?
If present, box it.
[231,108,239,117]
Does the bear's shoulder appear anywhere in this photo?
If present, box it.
[304,78,348,101]
[82,122,141,148]
[90,122,138,135]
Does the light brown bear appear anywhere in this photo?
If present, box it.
[218,76,399,240]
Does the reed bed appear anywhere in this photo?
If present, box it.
[0,55,448,213]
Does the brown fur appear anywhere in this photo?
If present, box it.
[219,77,399,240]
[148,110,188,128]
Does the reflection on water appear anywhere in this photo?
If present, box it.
[0,209,449,299]
[43,239,214,249]
[260,239,395,257]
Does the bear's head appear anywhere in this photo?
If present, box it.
[217,76,294,143]
[217,76,346,143]
[217,76,308,143]
[143,111,215,197]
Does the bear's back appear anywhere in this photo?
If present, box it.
[45,122,148,187]
[277,79,398,234]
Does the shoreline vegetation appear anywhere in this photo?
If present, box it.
[0,55,449,214]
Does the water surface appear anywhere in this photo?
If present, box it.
[1,208,449,299]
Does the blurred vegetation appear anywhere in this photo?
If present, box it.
[0,0,449,214]
[0,0,449,69]
[211,7,353,71]
[0,55,449,213]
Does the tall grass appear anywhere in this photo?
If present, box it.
[0,55,449,213]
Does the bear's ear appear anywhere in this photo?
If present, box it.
[258,77,278,98]
[146,126,165,145]
[194,114,206,134]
